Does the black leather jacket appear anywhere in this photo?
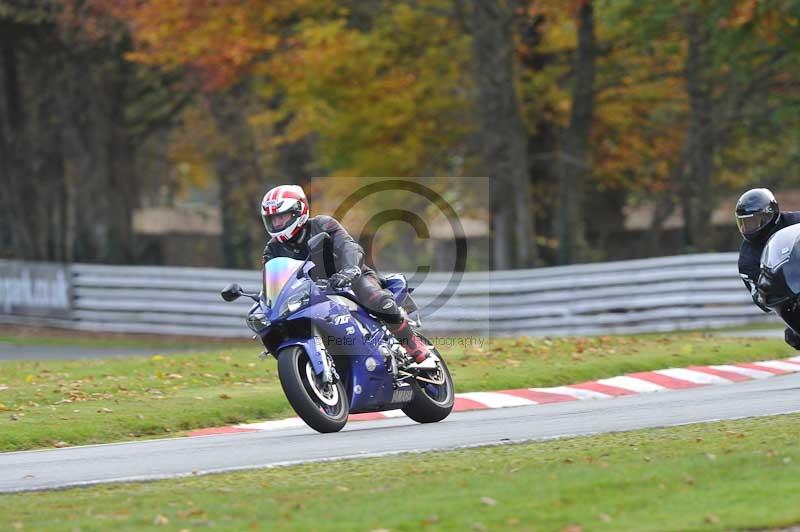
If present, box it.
[262,215,373,279]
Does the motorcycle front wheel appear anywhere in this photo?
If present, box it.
[277,346,348,433]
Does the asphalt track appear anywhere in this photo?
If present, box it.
[1,373,799,493]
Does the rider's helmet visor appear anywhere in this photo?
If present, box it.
[736,210,774,236]
[265,212,295,233]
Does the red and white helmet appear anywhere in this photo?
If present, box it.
[260,184,310,242]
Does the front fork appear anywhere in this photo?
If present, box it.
[313,333,336,384]
[273,330,337,384]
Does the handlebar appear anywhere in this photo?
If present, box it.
[315,278,352,294]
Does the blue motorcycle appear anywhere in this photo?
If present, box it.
[220,233,454,433]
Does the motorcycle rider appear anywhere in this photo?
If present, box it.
[260,184,430,363]
[735,188,800,348]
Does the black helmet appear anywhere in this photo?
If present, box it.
[735,188,779,243]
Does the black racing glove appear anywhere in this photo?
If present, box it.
[785,328,800,350]
[743,273,771,313]
[329,267,360,289]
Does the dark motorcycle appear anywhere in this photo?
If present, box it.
[758,224,800,331]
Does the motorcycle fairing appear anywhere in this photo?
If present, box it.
[778,305,800,337]
[762,224,800,295]
[276,294,396,411]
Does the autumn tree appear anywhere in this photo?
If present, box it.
[0,1,186,263]
[458,0,535,269]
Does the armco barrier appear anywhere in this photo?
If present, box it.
[0,254,780,337]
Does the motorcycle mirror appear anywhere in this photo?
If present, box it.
[221,283,242,302]
[307,232,330,253]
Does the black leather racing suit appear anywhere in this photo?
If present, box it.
[738,211,800,347]
[262,215,413,331]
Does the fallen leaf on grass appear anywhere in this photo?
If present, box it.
[480,496,497,506]
[705,514,720,524]
[154,515,169,525]
[598,513,612,523]
[219,394,232,400]
[97,408,113,413]
[178,508,206,518]
[53,441,69,448]
[562,526,583,532]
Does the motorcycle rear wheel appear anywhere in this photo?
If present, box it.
[277,346,348,433]
[401,337,454,423]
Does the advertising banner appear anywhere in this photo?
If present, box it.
[0,261,71,319]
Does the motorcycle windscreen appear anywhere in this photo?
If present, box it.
[762,224,800,295]
[263,257,305,307]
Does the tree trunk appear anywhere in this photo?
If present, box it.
[466,0,534,269]
[208,89,263,269]
[0,30,30,258]
[557,0,596,265]
[681,7,715,252]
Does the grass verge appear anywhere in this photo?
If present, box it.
[0,332,793,451]
[0,324,248,350]
[1,414,799,530]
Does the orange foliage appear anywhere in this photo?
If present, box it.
[90,0,333,90]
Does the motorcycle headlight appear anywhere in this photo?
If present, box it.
[246,311,270,333]
[279,287,311,318]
